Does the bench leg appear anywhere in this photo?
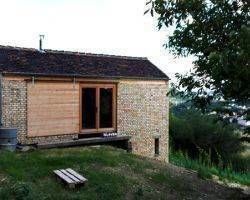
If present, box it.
[69,183,75,189]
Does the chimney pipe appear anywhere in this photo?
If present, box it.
[39,35,45,51]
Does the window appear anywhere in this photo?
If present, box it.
[82,88,96,129]
[155,138,159,155]
[99,88,113,128]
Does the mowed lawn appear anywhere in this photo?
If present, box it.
[0,146,246,200]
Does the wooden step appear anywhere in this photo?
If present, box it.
[37,135,131,149]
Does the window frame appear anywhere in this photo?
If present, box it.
[79,83,117,134]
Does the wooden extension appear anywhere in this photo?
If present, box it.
[54,168,88,188]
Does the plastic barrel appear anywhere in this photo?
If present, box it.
[0,128,17,151]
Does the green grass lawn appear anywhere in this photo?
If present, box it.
[0,146,246,200]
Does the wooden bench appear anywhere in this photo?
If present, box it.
[53,168,88,188]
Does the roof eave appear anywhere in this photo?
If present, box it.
[1,72,170,81]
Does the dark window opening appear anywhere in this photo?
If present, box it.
[155,138,159,155]
[99,88,113,128]
[82,88,96,129]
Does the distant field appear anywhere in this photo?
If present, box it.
[0,146,247,200]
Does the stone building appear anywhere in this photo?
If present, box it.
[0,45,169,162]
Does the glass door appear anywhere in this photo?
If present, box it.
[99,88,113,128]
[80,84,116,133]
[81,87,97,131]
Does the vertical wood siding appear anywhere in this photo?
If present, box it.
[27,82,80,137]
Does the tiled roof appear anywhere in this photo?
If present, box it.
[0,45,169,80]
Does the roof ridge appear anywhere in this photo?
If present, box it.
[45,50,148,60]
[0,45,148,61]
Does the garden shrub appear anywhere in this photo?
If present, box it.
[170,107,245,169]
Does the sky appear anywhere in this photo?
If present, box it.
[0,0,194,81]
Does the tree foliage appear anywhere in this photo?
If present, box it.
[146,0,250,109]
[170,106,244,165]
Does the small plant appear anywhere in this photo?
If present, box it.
[197,167,212,180]
[12,182,31,200]
[134,187,144,198]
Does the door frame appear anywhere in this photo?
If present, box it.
[79,83,117,134]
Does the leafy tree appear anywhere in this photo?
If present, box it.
[169,107,245,166]
[146,0,250,110]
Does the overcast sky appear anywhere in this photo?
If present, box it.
[0,0,194,80]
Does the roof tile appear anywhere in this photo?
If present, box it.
[0,45,169,80]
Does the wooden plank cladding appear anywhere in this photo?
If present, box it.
[27,82,80,137]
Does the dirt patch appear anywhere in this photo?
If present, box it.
[164,164,249,200]
[104,161,249,200]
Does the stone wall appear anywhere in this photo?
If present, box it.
[1,78,27,143]
[117,80,169,162]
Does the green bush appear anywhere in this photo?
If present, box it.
[225,154,250,173]
[170,107,245,170]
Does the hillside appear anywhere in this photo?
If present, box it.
[0,146,246,200]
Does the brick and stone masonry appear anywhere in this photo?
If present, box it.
[1,77,169,162]
[117,80,169,162]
